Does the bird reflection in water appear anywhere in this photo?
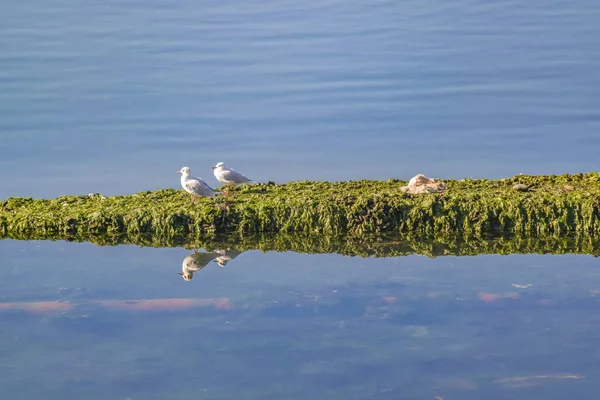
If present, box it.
[179,249,243,281]
[214,249,243,267]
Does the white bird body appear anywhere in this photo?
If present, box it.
[212,162,251,186]
[177,166,217,202]
[212,162,251,195]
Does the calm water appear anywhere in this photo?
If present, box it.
[2,1,600,398]
[1,0,600,198]
[1,239,600,399]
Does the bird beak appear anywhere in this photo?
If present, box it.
[176,171,182,174]
[211,166,216,169]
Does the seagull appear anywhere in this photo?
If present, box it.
[211,161,252,196]
[177,166,217,202]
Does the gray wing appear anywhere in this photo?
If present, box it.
[183,252,219,271]
[186,177,216,197]
[215,249,242,260]
[213,249,243,266]
[221,169,251,184]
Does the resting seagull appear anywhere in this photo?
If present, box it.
[212,161,252,196]
[177,166,217,202]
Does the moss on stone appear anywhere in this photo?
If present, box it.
[1,173,600,239]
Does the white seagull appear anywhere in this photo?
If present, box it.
[177,166,217,202]
[211,161,252,196]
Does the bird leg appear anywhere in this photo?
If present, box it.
[192,195,197,204]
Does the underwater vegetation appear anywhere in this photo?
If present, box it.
[1,173,600,242]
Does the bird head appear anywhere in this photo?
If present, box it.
[177,167,191,175]
[178,271,193,281]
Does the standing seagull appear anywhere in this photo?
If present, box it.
[212,161,252,196]
[177,166,217,202]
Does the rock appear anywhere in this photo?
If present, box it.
[401,174,447,194]
[408,174,432,187]
[563,185,574,192]
[512,184,529,192]
[413,185,437,194]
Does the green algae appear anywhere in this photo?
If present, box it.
[1,173,600,239]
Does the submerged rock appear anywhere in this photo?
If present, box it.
[400,174,447,194]
[512,184,530,192]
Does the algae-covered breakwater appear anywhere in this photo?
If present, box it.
[1,173,600,239]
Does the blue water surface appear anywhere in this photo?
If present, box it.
[2,1,600,398]
[1,239,600,399]
[1,0,599,198]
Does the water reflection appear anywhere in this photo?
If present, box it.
[214,249,243,267]
[179,249,243,280]
[3,231,600,258]
[1,239,600,399]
